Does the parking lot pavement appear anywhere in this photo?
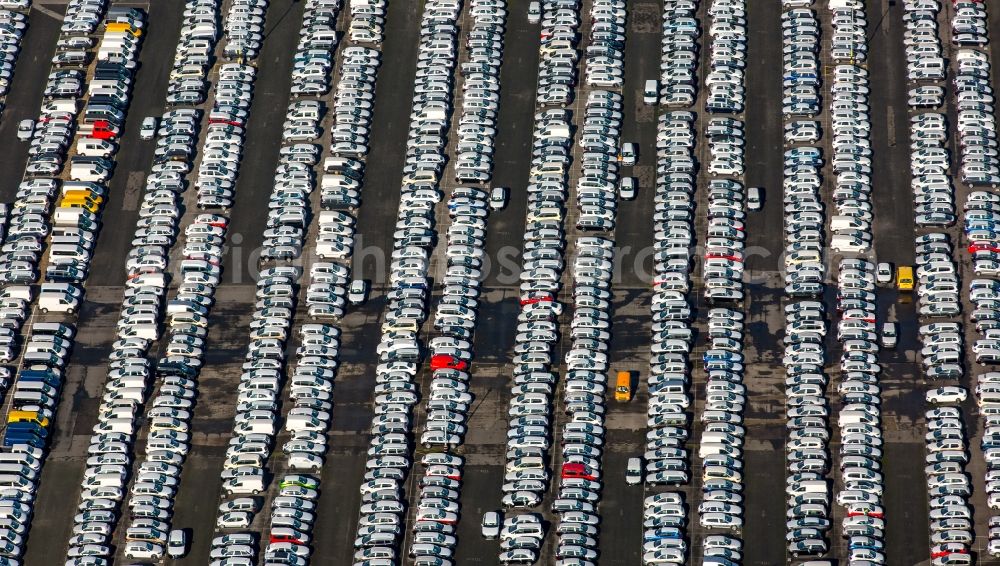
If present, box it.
[446,6,543,559]
[743,0,783,276]
[450,369,509,566]
[21,289,124,563]
[743,446,788,566]
[166,448,225,565]
[219,0,304,280]
[739,3,787,561]
[307,300,384,564]
[0,4,63,202]
[349,0,420,285]
[864,5,930,563]
[88,0,185,285]
[480,3,538,291]
[299,1,423,562]
[597,430,645,564]
[868,0,917,267]
[21,458,86,563]
[882,442,933,565]
[593,2,661,563]
[610,1,658,289]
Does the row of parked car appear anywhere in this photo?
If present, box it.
[546,88,627,566]
[223,0,267,61]
[575,8,626,232]
[583,0,624,89]
[0,0,112,288]
[316,46,380,210]
[0,8,26,106]
[306,47,379,316]
[69,2,236,561]
[831,258,887,562]
[452,0,506,184]
[289,0,341,96]
[657,0,698,107]
[781,4,819,125]
[902,0,945,109]
[915,236,975,566]
[639,108,697,562]
[50,10,146,300]
[827,9,874,256]
[166,0,221,106]
[347,0,385,46]
[575,83,627,218]
[695,4,749,559]
[0,324,76,563]
[953,1,1000,561]
[704,0,746,114]
[349,0,463,563]
[694,308,747,557]
[953,6,1000,189]
[782,299,833,556]
[780,0,827,559]
[496,5,578,559]
[398,454,465,563]
[534,0,579,106]
[257,101,323,261]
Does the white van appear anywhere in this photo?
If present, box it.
[104,387,145,403]
[120,323,159,341]
[224,475,264,495]
[76,138,115,158]
[69,163,110,183]
[830,235,866,253]
[93,418,135,435]
[786,480,827,496]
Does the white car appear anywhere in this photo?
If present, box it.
[481,511,501,539]
[140,116,158,140]
[926,387,968,405]
[15,119,32,141]
[626,457,643,485]
[348,279,368,305]
[876,263,893,285]
[490,187,508,210]
[125,541,164,559]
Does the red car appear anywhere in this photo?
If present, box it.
[971,242,1000,253]
[270,534,305,545]
[430,355,468,371]
[209,118,244,128]
[705,253,743,263]
[562,463,596,481]
[88,128,116,140]
[847,511,883,519]
[520,292,553,306]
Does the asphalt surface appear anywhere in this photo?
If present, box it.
[5,0,985,564]
[0,4,63,202]
[452,3,541,565]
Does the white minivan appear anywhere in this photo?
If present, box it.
[39,292,79,314]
